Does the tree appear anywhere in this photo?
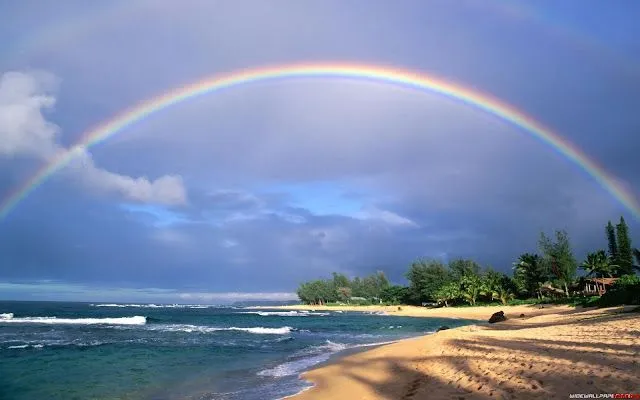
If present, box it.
[606,221,618,263]
[492,277,516,305]
[481,268,504,301]
[351,277,364,297]
[448,259,481,281]
[380,285,410,304]
[372,271,390,299]
[616,217,634,276]
[331,272,350,291]
[434,282,460,307]
[337,286,352,303]
[634,248,640,271]
[405,259,451,304]
[581,250,616,294]
[460,274,483,305]
[513,253,547,299]
[538,230,577,297]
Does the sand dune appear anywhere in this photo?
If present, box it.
[290,305,640,399]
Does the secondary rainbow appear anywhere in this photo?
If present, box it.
[1,62,638,219]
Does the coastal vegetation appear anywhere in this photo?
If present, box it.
[296,216,640,308]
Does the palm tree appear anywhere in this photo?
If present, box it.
[460,274,483,305]
[580,250,616,294]
[492,285,515,305]
[434,282,460,307]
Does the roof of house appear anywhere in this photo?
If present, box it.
[585,277,619,285]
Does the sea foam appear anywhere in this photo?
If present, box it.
[239,311,329,317]
[91,303,212,309]
[0,315,146,325]
[150,324,293,335]
[258,339,397,378]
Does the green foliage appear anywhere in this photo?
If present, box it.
[380,285,410,305]
[598,274,640,307]
[615,217,634,276]
[580,250,615,279]
[296,279,336,305]
[513,253,547,298]
[606,221,618,262]
[405,259,451,304]
[492,285,516,305]
[433,281,460,307]
[616,274,640,286]
[448,259,481,281]
[460,273,483,305]
[538,230,577,297]
[297,271,389,305]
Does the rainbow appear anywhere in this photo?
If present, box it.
[1,62,638,219]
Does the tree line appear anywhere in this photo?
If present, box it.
[296,216,640,306]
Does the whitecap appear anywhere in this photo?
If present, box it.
[240,311,307,317]
[149,324,293,335]
[0,316,146,325]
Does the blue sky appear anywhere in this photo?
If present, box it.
[1,0,639,303]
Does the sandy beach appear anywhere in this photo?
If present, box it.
[267,303,577,320]
[283,304,640,399]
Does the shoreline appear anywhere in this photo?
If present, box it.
[285,304,640,400]
[256,303,574,320]
[280,340,402,400]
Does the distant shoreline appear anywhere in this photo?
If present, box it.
[287,304,639,399]
[254,303,568,320]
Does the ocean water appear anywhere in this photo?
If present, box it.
[0,301,474,400]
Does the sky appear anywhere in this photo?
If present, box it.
[1,0,639,303]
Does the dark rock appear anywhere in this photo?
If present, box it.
[436,325,450,332]
[519,313,525,318]
[488,311,507,323]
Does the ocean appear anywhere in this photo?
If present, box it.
[0,301,474,400]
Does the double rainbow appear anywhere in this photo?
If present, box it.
[1,63,637,219]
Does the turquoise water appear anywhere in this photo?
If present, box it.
[0,301,474,400]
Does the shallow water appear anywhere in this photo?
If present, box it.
[0,301,474,400]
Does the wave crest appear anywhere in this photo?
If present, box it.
[149,324,293,335]
[0,315,146,325]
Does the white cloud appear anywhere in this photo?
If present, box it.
[0,71,59,158]
[355,207,419,228]
[0,71,187,206]
[66,148,187,205]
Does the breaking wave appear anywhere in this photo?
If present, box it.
[91,303,212,309]
[148,324,293,335]
[0,314,146,325]
[257,339,396,378]
[239,311,329,317]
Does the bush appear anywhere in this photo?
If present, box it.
[598,275,640,307]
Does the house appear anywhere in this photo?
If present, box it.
[583,278,619,296]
